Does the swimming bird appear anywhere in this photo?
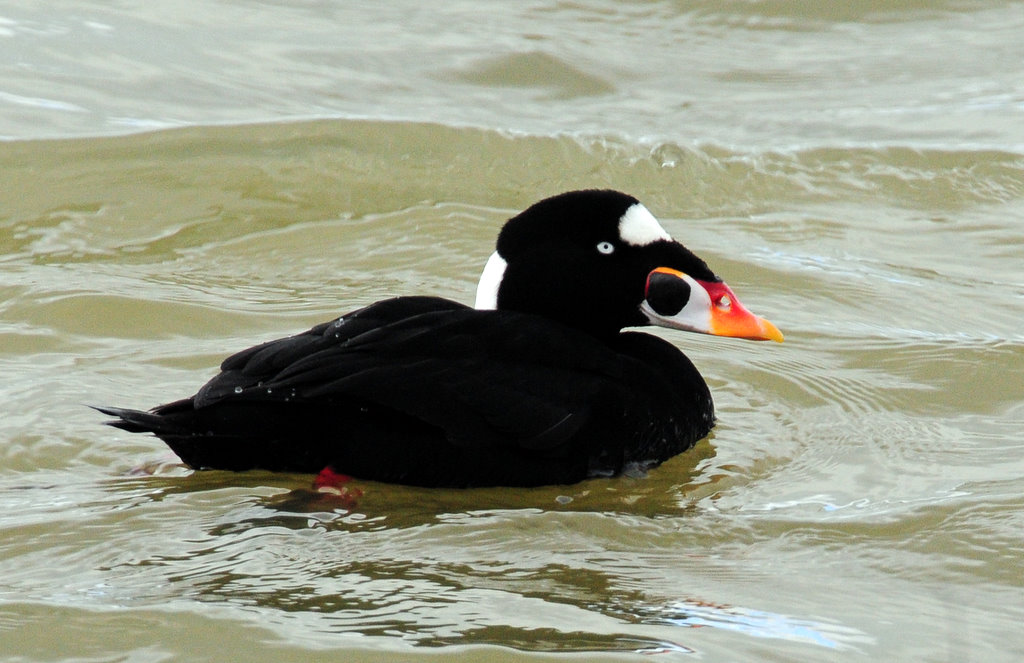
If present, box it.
[97,190,782,487]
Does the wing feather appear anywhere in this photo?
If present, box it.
[191,296,622,453]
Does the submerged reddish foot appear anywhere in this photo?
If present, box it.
[313,467,364,506]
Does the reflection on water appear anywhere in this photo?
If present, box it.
[647,600,873,650]
[51,465,868,655]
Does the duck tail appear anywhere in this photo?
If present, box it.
[91,404,172,434]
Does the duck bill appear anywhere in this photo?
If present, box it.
[701,279,784,342]
[642,267,784,342]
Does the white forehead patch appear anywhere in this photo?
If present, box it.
[618,203,671,246]
[474,251,507,309]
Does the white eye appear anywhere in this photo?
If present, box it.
[596,241,615,255]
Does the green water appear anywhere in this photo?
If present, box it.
[2,2,1023,661]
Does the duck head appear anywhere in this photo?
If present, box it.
[475,189,782,342]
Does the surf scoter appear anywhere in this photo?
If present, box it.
[97,190,782,487]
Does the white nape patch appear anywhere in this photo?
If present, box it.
[618,203,672,246]
[474,251,507,309]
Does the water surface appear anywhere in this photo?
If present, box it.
[1,1,1023,661]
